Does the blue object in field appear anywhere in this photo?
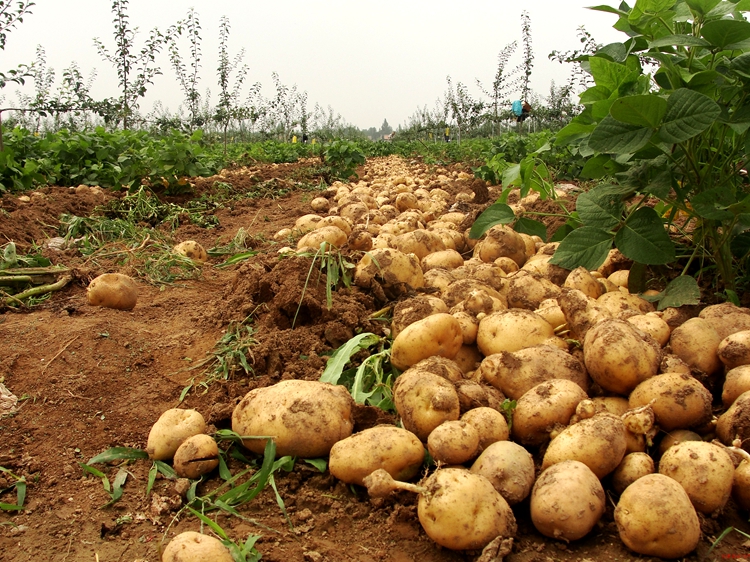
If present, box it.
[512,100,523,116]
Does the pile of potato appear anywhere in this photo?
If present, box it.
[156,157,750,559]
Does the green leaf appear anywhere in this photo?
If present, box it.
[731,52,750,78]
[686,0,721,17]
[615,207,676,264]
[548,227,614,270]
[610,95,668,128]
[319,333,380,385]
[468,203,516,239]
[554,121,597,146]
[737,0,750,11]
[514,217,548,241]
[658,88,721,143]
[146,464,157,497]
[588,4,628,16]
[188,509,229,540]
[701,19,750,49]
[304,458,327,472]
[576,190,625,230]
[589,114,653,153]
[588,56,640,92]
[650,276,702,310]
[648,34,711,48]
[87,447,149,465]
[691,188,735,220]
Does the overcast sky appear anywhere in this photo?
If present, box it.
[0,0,624,129]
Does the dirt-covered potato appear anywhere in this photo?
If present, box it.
[353,248,424,290]
[718,330,750,370]
[615,474,701,559]
[329,426,425,486]
[658,429,703,457]
[393,229,446,260]
[564,267,604,299]
[477,345,588,400]
[173,240,208,263]
[626,313,670,347]
[162,531,234,562]
[420,249,464,271]
[733,460,750,511]
[717,390,750,452]
[417,468,517,550]
[474,225,527,267]
[512,379,588,446]
[700,302,750,340]
[542,413,627,479]
[476,310,555,356]
[558,288,612,340]
[391,313,463,370]
[612,452,655,495]
[596,291,654,318]
[427,420,480,464]
[391,296,449,338]
[441,278,504,308]
[470,441,535,505]
[393,370,460,441]
[461,407,509,451]
[658,441,734,514]
[628,373,712,432]
[669,317,722,374]
[294,213,322,232]
[531,460,605,541]
[505,270,561,311]
[583,319,661,395]
[723,364,750,407]
[173,434,220,479]
[232,380,354,457]
[146,408,207,461]
[296,225,348,250]
[86,272,138,310]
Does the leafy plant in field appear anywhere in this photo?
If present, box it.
[215,15,249,156]
[93,0,176,128]
[168,7,203,130]
[321,139,365,180]
[0,466,26,511]
[445,77,485,145]
[320,333,396,411]
[0,0,34,88]
[519,10,535,103]
[0,242,71,309]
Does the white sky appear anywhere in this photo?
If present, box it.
[0,0,624,129]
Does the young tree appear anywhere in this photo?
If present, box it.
[477,41,520,136]
[168,7,203,129]
[214,15,248,153]
[94,0,175,128]
[445,76,484,144]
[0,0,35,88]
[519,11,534,103]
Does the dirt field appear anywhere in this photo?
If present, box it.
[1,155,749,562]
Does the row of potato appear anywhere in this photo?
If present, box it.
[156,157,750,560]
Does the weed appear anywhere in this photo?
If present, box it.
[0,466,26,511]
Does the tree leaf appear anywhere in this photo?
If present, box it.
[648,34,711,48]
[549,227,614,270]
[589,114,654,153]
[468,203,515,239]
[658,88,721,143]
[610,95,668,128]
[615,207,675,264]
[576,190,625,230]
[701,19,750,49]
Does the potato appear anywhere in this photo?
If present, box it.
[626,313,670,347]
[474,225,527,267]
[628,373,712,432]
[348,228,373,251]
[393,230,446,260]
[470,441,534,505]
[596,291,654,319]
[393,370,460,441]
[294,213,322,232]
[232,380,354,457]
[530,460,605,541]
[733,460,750,511]
[476,310,554,356]
[454,380,503,413]
[718,330,750,370]
[391,313,463,370]
[317,215,352,235]
[391,296,448,338]
[297,225,348,251]
[477,345,588,400]
[310,196,330,212]
[404,355,465,384]
[423,268,455,292]
[162,531,234,562]
[700,302,750,340]
[173,240,208,263]
[558,288,612,340]
[658,441,734,513]
[417,468,517,550]
[615,474,701,558]
[583,319,661,395]
[512,379,589,446]
[146,408,207,461]
[717,390,750,452]
[441,278,504,308]
[427,420,480,464]
[521,254,569,286]
[542,413,627,478]
[353,248,424,290]
[506,271,561,310]
[723,364,750,407]
[564,267,604,299]
[461,407,509,451]
[329,426,425,486]
[173,434,219,479]
[669,317,722,374]
[658,429,703,457]
[612,452,655,495]
[86,273,138,310]
[421,249,464,271]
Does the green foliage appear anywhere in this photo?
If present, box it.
[551,0,750,292]
[0,466,26,511]
[321,139,366,180]
[0,0,34,88]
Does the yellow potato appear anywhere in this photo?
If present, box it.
[146,408,207,461]
[162,531,234,562]
[173,240,208,263]
[476,310,554,356]
[173,434,219,479]
[628,373,712,432]
[391,313,463,371]
[296,225,348,251]
[470,441,534,505]
[393,370,460,441]
[86,273,138,310]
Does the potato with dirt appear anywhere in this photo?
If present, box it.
[146,408,207,461]
[611,452,655,495]
[476,309,555,356]
[390,295,448,338]
[329,426,425,485]
[583,319,661,395]
[722,364,750,407]
[669,317,722,374]
[628,373,712,432]
[530,460,605,541]
[473,224,527,267]
[512,379,589,446]
[173,434,220,479]
[162,531,234,562]
[718,330,750,370]
[470,440,535,505]
[615,474,701,559]
[390,313,463,370]
[393,370,461,441]
[353,247,424,291]
[427,420,481,464]
[232,380,354,457]
[717,390,750,451]
[86,272,138,310]
[173,240,208,263]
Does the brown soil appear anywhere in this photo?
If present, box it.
[1,156,748,562]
